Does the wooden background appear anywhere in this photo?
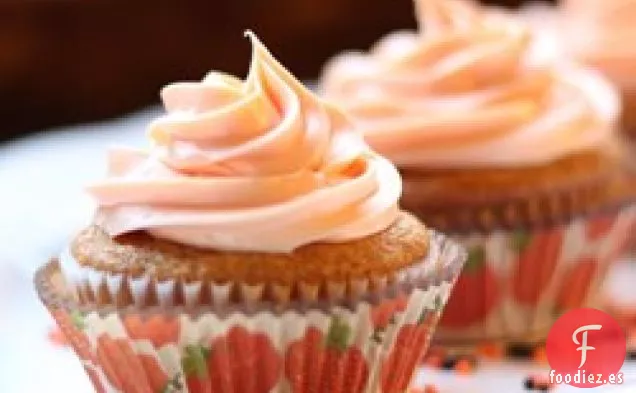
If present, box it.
[0,0,553,141]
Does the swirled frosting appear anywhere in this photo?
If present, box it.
[562,0,636,89]
[322,0,619,168]
[87,32,401,253]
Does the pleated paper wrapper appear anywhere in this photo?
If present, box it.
[36,231,466,393]
[435,204,636,345]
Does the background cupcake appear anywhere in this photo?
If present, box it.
[322,0,636,345]
[36,32,466,392]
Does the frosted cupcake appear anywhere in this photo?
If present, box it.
[35,32,466,392]
[322,0,636,344]
[561,0,636,137]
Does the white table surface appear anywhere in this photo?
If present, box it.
[0,109,634,392]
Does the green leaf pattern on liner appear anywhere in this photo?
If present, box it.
[417,310,429,326]
[70,310,86,331]
[433,294,443,312]
[325,316,352,352]
[511,230,532,253]
[464,246,486,273]
[182,345,209,378]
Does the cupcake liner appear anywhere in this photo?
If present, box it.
[435,204,636,345]
[37,231,466,393]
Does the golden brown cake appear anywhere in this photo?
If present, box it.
[70,211,429,307]
[400,148,635,233]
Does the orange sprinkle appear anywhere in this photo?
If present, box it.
[532,346,548,365]
[454,358,474,375]
[477,341,504,359]
[47,327,69,347]
[424,384,440,393]
[409,384,440,393]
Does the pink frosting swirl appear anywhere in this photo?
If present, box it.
[87,32,401,253]
[563,0,636,89]
[322,0,619,169]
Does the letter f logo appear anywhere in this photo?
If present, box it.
[572,324,602,368]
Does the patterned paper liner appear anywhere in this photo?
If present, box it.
[36,232,466,393]
[435,204,636,345]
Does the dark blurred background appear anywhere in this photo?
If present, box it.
[0,0,553,142]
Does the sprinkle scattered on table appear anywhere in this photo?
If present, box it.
[531,346,548,365]
[507,343,536,359]
[476,341,505,359]
[454,358,475,375]
[410,384,440,393]
[524,374,554,391]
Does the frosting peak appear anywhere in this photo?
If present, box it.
[88,32,401,253]
[322,0,619,168]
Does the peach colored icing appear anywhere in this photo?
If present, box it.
[322,0,619,169]
[562,0,636,89]
[87,32,401,253]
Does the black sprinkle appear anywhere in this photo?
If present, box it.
[508,343,535,359]
[525,376,554,391]
[441,356,458,370]
[524,377,535,390]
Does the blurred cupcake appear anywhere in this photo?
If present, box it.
[322,0,636,344]
[35,32,466,392]
[561,0,636,137]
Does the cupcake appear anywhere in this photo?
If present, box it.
[322,0,636,344]
[560,0,636,138]
[35,32,466,393]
